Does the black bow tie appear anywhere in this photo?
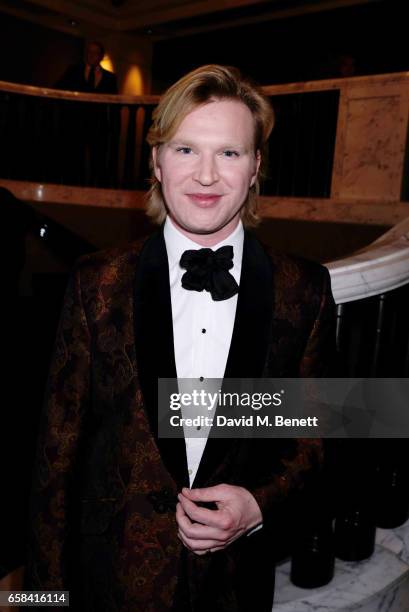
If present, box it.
[180,245,239,301]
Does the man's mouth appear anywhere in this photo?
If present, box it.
[186,193,223,207]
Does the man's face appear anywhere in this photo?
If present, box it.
[86,43,103,67]
[153,99,260,244]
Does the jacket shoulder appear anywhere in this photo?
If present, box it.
[73,238,146,284]
[257,241,334,325]
[260,240,330,290]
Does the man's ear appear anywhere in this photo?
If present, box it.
[250,150,261,188]
[152,146,162,182]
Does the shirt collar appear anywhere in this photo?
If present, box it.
[164,216,244,273]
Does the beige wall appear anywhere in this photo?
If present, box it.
[100,33,153,95]
[332,77,409,202]
[263,72,409,207]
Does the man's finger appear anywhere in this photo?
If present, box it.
[176,501,193,527]
[179,519,228,542]
[178,493,226,529]
[177,499,218,535]
[182,485,227,503]
[177,499,226,539]
[178,530,232,553]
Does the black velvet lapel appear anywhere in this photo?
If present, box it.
[192,231,275,488]
[133,227,189,490]
[224,231,275,379]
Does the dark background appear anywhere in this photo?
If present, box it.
[0,1,408,91]
[151,1,408,91]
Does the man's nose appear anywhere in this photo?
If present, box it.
[193,154,219,185]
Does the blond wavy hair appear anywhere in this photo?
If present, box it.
[145,64,275,227]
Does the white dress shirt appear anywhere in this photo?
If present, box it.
[164,216,243,486]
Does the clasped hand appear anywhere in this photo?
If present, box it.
[176,484,262,555]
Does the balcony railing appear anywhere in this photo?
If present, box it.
[2,72,409,201]
[0,81,158,190]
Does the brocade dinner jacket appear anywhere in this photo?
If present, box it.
[26,226,336,612]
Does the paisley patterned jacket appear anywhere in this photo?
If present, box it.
[25,227,336,612]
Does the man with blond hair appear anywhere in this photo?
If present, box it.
[26,65,336,611]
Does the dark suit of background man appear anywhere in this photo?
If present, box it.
[56,40,118,94]
[56,40,118,187]
[26,65,336,611]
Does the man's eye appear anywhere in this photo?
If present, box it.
[223,150,239,158]
[176,147,192,154]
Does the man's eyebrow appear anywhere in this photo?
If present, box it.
[220,143,248,150]
[167,139,196,147]
[168,139,249,150]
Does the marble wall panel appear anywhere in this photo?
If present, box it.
[332,82,409,202]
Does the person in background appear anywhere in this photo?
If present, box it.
[56,40,119,187]
[56,40,117,94]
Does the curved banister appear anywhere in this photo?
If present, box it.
[0,79,159,105]
[326,217,409,304]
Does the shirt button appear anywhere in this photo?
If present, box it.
[199,376,204,382]
[202,328,206,333]
[188,469,192,475]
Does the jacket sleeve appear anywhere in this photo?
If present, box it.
[247,266,336,530]
[25,262,91,589]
